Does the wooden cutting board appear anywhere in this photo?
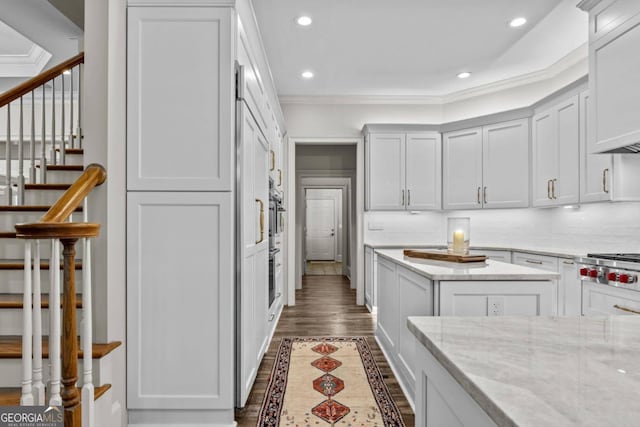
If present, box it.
[403,249,487,263]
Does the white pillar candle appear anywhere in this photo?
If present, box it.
[452,230,465,253]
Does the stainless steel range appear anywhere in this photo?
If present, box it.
[577,253,640,315]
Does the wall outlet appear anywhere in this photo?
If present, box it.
[487,296,505,316]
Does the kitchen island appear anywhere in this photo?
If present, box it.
[407,315,640,427]
[374,249,560,406]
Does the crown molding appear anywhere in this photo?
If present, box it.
[279,44,588,107]
[577,0,602,12]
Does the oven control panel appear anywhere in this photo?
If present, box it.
[579,265,640,292]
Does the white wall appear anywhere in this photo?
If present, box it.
[364,202,640,253]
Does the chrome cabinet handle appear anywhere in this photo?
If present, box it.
[547,180,552,199]
[477,187,481,204]
[483,186,487,205]
[525,259,543,265]
[603,168,609,194]
[562,260,574,265]
[407,189,411,206]
[401,190,405,206]
[269,314,275,322]
[551,179,557,200]
[614,305,640,315]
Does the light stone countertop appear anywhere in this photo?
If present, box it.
[375,249,560,281]
[407,316,640,427]
[364,242,588,259]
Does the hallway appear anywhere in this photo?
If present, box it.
[235,275,415,426]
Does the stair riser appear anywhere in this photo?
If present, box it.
[0,307,84,335]
[59,154,83,164]
[43,169,82,184]
[0,211,83,230]
[0,357,106,388]
[24,189,67,206]
[0,270,83,293]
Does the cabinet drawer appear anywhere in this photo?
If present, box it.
[469,249,511,263]
[512,252,558,272]
[583,283,640,315]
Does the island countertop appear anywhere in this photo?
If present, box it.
[376,249,560,281]
[407,316,640,427]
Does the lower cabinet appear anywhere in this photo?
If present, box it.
[559,258,582,316]
[469,249,511,263]
[376,256,399,355]
[127,192,233,410]
[582,283,640,315]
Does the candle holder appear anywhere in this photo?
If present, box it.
[447,217,470,255]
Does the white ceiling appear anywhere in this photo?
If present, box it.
[252,0,588,99]
[0,21,51,78]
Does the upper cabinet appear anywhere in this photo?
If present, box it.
[127,7,233,191]
[364,128,441,211]
[580,91,613,202]
[532,96,580,207]
[579,0,640,153]
[443,119,529,210]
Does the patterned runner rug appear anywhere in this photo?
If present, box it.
[257,337,406,426]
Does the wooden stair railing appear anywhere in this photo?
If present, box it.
[14,163,106,427]
[0,52,84,205]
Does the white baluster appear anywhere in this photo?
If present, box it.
[82,234,94,427]
[32,240,44,404]
[6,104,12,205]
[18,97,24,205]
[77,65,82,149]
[60,74,66,165]
[21,241,34,405]
[30,91,36,184]
[68,68,74,158]
[41,85,47,184]
[51,79,56,166]
[48,239,62,406]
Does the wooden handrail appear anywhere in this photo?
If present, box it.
[46,163,105,223]
[0,52,84,108]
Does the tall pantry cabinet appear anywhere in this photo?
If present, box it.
[126,4,235,426]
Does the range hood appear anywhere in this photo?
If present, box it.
[600,142,640,154]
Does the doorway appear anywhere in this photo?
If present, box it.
[305,188,345,276]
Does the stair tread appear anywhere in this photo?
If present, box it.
[55,148,83,155]
[0,232,16,238]
[0,261,82,270]
[0,384,111,405]
[0,206,82,212]
[0,336,122,359]
[46,165,83,171]
[24,184,71,190]
[0,293,82,309]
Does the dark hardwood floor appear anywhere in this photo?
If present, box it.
[235,274,415,426]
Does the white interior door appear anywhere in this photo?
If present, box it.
[306,198,336,261]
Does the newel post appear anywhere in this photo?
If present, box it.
[60,238,80,427]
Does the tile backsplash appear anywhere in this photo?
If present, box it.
[364,202,640,253]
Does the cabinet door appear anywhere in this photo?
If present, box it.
[555,96,580,205]
[443,128,483,210]
[590,13,640,153]
[580,91,613,202]
[532,111,558,207]
[365,247,374,311]
[482,119,529,208]
[396,266,433,397]
[127,7,233,191]
[583,282,640,316]
[127,192,233,409]
[367,134,406,210]
[405,133,442,210]
[376,257,398,356]
[559,259,581,316]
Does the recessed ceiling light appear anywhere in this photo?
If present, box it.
[509,17,527,28]
[301,70,314,79]
[457,72,471,79]
[296,16,313,27]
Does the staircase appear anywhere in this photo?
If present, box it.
[0,54,121,426]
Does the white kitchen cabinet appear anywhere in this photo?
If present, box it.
[559,258,581,316]
[469,249,511,263]
[580,91,613,202]
[439,281,555,316]
[127,7,233,191]
[532,96,580,207]
[365,128,441,211]
[365,246,377,311]
[512,252,559,272]
[127,192,233,410]
[579,0,640,153]
[443,128,483,210]
[583,282,640,316]
[443,119,529,210]
[376,256,399,356]
[396,266,433,398]
[236,100,270,407]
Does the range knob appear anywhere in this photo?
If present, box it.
[619,274,637,284]
[589,269,599,278]
[579,267,589,276]
[607,272,618,282]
